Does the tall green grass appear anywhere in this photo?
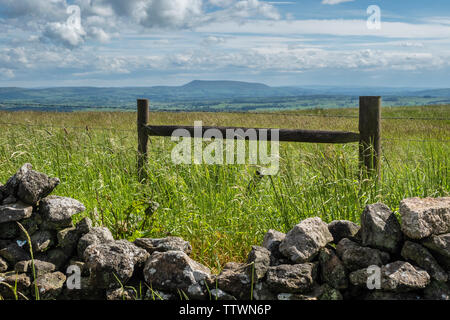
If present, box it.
[0,106,448,272]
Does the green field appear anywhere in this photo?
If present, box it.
[0,105,449,272]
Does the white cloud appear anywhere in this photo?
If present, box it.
[0,0,68,20]
[0,0,281,48]
[322,0,355,5]
[138,0,203,28]
[204,0,280,22]
[400,42,424,48]
[212,47,443,72]
[1,38,449,86]
[88,27,111,43]
[0,47,30,69]
[208,0,235,7]
[43,21,87,48]
[195,19,450,39]
[202,35,227,45]
[84,0,281,28]
[0,68,14,78]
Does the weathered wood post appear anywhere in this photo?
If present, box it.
[359,96,381,178]
[137,99,149,181]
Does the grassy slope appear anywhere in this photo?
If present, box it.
[0,105,449,272]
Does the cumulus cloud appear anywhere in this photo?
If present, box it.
[204,0,281,22]
[138,0,203,28]
[400,42,424,48]
[322,0,355,5]
[144,46,448,74]
[77,0,280,29]
[0,68,14,78]
[196,19,450,39]
[0,0,281,48]
[43,23,87,48]
[202,35,227,45]
[0,47,30,68]
[208,0,235,7]
[1,37,449,86]
[0,0,68,19]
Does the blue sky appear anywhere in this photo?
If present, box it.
[0,0,449,88]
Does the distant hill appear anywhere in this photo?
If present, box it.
[182,80,270,90]
[408,88,450,97]
[0,81,319,105]
[0,81,449,111]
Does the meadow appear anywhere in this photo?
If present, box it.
[0,105,449,272]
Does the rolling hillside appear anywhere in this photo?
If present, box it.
[0,81,449,111]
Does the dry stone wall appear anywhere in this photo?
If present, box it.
[0,164,449,300]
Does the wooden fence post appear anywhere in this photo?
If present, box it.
[359,96,381,177]
[137,99,149,181]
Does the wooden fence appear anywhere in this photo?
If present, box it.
[137,96,381,181]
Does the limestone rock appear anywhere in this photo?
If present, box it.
[143,250,211,299]
[30,230,55,253]
[33,272,66,300]
[0,272,31,299]
[18,214,42,238]
[276,284,323,300]
[421,233,450,269]
[318,283,344,300]
[39,196,85,230]
[401,241,448,282]
[328,220,360,244]
[266,263,318,294]
[262,229,285,260]
[134,236,192,255]
[0,202,33,224]
[68,259,90,277]
[319,246,348,289]
[380,261,430,291]
[106,288,137,300]
[75,217,93,235]
[0,242,30,265]
[400,197,450,239]
[360,203,403,253]
[349,261,430,292]
[15,260,56,277]
[253,281,277,300]
[1,214,41,240]
[336,238,390,271]
[247,246,271,281]
[0,221,20,239]
[279,217,333,263]
[2,195,17,205]
[4,163,60,205]
[36,248,69,270]
[212,262,252,300]
[423,280,450,300]
[77,227,114,257]
[57,227,81,256]
[60,277,105,300]
[209,288,237,300]
[84,240,149,289]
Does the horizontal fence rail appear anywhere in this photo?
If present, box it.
[137,96,383,181]
[145,125,360,144]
